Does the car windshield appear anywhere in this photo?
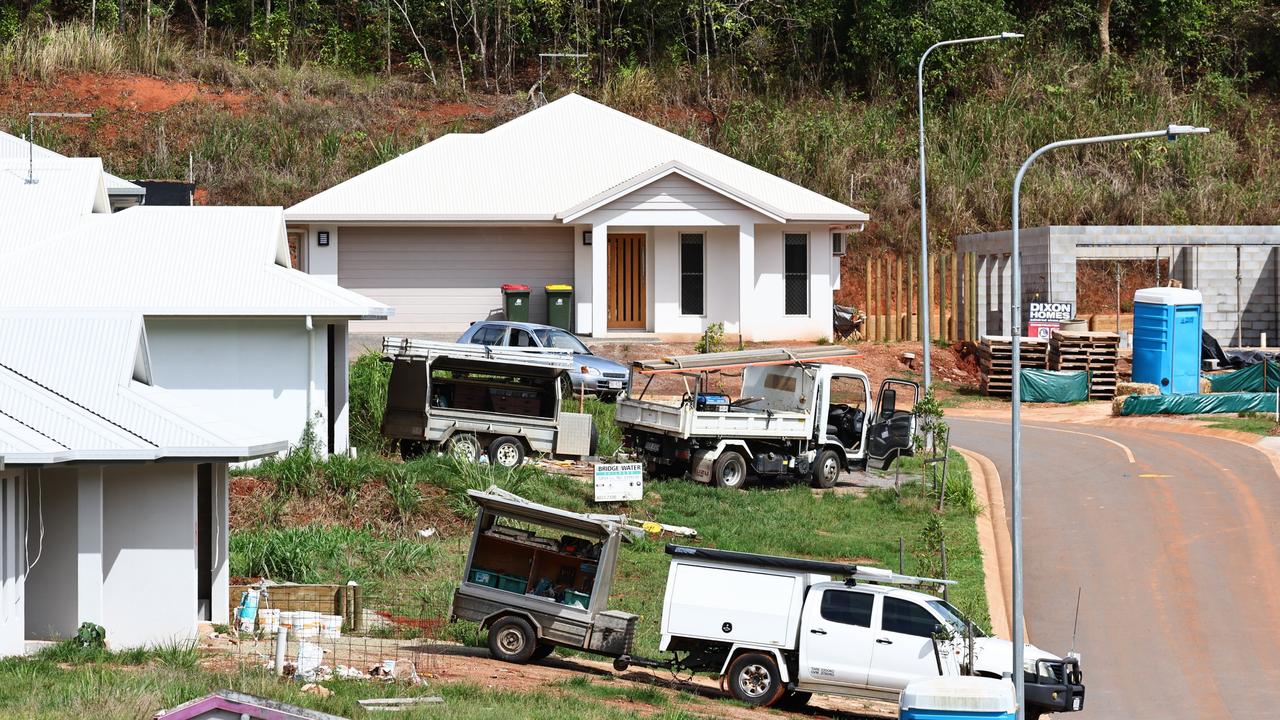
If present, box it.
[534,329,589,354]
[928,600,986,637]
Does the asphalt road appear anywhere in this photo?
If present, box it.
[951,417,1280,720]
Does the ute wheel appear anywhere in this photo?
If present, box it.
[530,643,556,662]
[488,436,525,468]
[399,439,425,461]
[487,616,537,664]
[726,652,785,707]
[713,451,749,490]
[589,424,600,456]
[810,448,842,489]
[777,690,812,709]
[445,433,483,461]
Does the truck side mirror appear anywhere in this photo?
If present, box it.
[881,388,896,416]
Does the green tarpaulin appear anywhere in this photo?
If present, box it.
[1019,369,1090,403]
[1204,361,1280,392]
[1120,392,1278,416]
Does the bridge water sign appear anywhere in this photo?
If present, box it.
[594,463,644,502]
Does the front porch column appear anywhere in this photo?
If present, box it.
[591,223,610,336]
[76,467,103,627]
[738,224,756,341]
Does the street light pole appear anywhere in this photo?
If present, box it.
[1009,124,1209,719]
[917,31,1021,390]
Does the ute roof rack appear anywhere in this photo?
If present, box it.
[665,544,955,587]
[631,346,861,375]
[381,336,575,370]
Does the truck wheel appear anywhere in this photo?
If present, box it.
[713,451,749,490]
[727,652,785,707]
[445,433,482,461]
[399,439,425,461]
[810,448,842,489]
[488,436,525,468]
[487,616,537,664]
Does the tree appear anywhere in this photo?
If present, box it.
[1098,0,1112,59]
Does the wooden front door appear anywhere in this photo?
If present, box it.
[607,234,647,329]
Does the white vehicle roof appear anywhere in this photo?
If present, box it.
[811,580,948,605]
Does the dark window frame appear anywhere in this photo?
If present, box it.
[819,589,874,628]
[784,233,809,316]
[680,233,706,316]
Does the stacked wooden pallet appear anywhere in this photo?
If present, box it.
[978,336,1049,397]
[1050,330,1120,399]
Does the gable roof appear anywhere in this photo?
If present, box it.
[0,206,392,319]
[0,314,287,465]
[0,130,145,200]
[286,94,867,224]
[0,158,111,253]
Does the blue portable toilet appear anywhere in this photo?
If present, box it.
[899,676,1016,720]
[1131,287,1203,395]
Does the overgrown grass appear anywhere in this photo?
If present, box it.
[349,350,393,455]
[32,639,198,669]
[229,525,439,591]
[1201,412,1280,435]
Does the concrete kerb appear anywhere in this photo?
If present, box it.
[955,446,1025,643]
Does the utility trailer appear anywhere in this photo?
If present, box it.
[452,491,1084,719]
[615,347,920,488]
[380,337,596,466]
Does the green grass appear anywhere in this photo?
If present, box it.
[1201,414,1280,435]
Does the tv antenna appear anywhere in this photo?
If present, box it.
[25,112,92,185]
[530,53,588,107]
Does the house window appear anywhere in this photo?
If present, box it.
[784,233,808,315]
[680,233,705,315]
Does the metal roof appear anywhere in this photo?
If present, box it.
[0,130,144,196]
[0,158,111,254]
[0,313,287,465]
[286,94,868,224]
[0,206,392,318]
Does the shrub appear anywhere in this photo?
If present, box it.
[349,350,393,455]
[694,322,725,354]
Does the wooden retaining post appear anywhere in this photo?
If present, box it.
[865,257,874,341]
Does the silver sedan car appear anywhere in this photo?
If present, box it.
[457,321,631,399]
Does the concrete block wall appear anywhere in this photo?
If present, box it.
[1193,246,1278,346]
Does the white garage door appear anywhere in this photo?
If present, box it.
[339,226,574,335]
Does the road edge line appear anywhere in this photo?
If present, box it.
[956,445,1017,641]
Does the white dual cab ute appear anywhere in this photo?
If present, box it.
[615,347,920,488]
[652,545,1084,719]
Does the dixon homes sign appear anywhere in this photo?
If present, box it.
[1028,301,1074,340]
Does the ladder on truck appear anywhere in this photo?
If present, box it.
[381,336,575,370]
[665,544,956,587]
[631,346,862,375]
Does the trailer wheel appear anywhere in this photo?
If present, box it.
[726,652,785,707]
[713,451,749,490]
[445,433,482,461]
[399,439,425,461]
[530,643,556,662]
[488,436,525,468]
[487,616,537,664]
[810,448,842,489]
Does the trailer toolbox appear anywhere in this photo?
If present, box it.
[586,610,638,656]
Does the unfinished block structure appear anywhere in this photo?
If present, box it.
[957,226,1280,348]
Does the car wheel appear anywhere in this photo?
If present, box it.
[810,448,842,489]
[713,451,749,490]
[726,652,784,707]
[487,616,537,664]
[488,436,525,468]
[445,433,482,461]
[399,439,425,461]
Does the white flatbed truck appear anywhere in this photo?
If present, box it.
[452,490,1085,719]
[615,347,921,488]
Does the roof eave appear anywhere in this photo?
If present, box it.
[283,213,560,224]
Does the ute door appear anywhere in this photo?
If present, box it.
[866,379,919,470]
[865,596,949,691]
[798,587,877,688]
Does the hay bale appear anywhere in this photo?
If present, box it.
[1116,382,1160,397]
[1111,394,1130,416]
[1199,377,1213,394]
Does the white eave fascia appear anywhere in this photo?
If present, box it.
[0,441,291,466]
[282,212,561,224]
[557,161,788,224]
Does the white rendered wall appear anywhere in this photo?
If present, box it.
[749,224,833,342]
[102,464,198,649]
[0,469,25,656]
[145,318,331,453]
